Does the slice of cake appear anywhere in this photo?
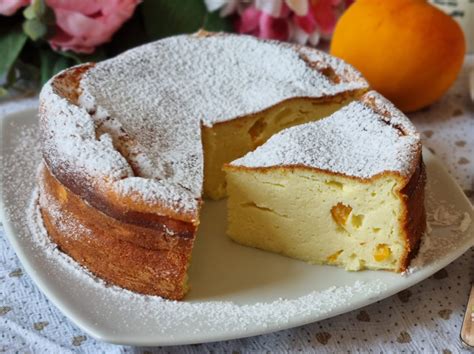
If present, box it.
[223,91,426,272]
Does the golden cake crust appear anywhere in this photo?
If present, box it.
[398,158,426,270]
[38,164,193,300]
[39,64,198,299]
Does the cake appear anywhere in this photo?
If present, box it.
[224,91,426,272]
[37,32,370,299]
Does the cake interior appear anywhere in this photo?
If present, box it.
[202,96,357,200]
[225,167,409,271]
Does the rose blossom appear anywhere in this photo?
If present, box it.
[46,0,141,54]
[0,0,29,16]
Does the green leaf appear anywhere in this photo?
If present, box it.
[203,10,233,32]
[0,86,7,97]
[54,50,82,64]
[39,49,54,84]
[141,0,208,39]
[23,5,37,20]
[0,26,27,78]
[52,55,71,75]
[39,49,74,84]
[22,0,55,41]
[23,18,47,41]
[56,48,107,64]
[23,0,48,20]
[32,0,46,17]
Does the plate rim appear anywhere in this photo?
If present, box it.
[1,108,473,346]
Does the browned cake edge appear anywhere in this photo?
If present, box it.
[38,163,194,300]
[398,157,426,271]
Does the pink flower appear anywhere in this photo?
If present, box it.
[236,5,290,41]
[258,12,290,41]
[236,6,261,35]
[310,0,342,36]
[294,11,317,34]
[46,0,141,54]
[221,0,353,45]
[0,0,29,16]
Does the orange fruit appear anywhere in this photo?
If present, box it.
[330,0,465,112]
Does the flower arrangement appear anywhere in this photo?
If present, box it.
[208,0,353,46]
[0,0,351,96]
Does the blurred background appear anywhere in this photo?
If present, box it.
[0,0,472,108]
[1,1,473,352]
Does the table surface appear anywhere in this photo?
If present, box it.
[1,57,473,353]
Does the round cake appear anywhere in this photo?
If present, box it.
[37,32,424,300]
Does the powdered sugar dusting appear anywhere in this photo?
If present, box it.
[26,188,386,334]
[1,124,41,227]
[0,117,387,332]
[361,91,418,136]
[3,121,472,338]
[39,82,133,181]
[232,92,420,179]
[41,33,367,214]
[37,171,92,241]
[40,69,199,215]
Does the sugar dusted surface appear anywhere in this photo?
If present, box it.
[25,183,470,333]
[3,124,389,333]
[2,121,472,340]
[232,92,420,179]
[40,78,199,215]
[27,188,387,334]
[73,33,367,210]
[40,81,133,181]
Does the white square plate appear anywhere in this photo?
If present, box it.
[1,109,473,346]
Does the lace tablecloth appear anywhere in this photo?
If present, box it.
[1,56,473,353]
